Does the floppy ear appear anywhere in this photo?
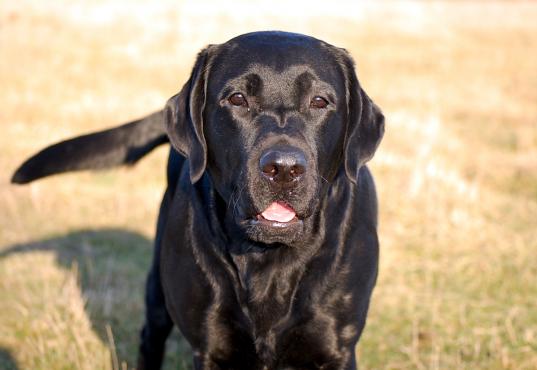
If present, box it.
[165,48,211,183]
[343,58,385,184]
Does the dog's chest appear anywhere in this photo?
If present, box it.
[235,257,302,333]
[227,256,342,368]
[215,288,343,370]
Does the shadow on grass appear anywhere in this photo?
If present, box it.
[0,348,18,370]
[0,228,192,370]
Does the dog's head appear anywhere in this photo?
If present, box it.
[166,31,384,245]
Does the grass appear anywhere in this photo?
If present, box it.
[1,1,536,369]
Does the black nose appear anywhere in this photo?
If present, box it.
[259,146,307,187]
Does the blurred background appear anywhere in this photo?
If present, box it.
[1,0,536,369]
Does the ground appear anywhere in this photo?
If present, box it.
[1,1,536,369]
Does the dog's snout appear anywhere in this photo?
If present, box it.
[259,146,307,186]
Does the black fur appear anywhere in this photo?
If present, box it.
[11,111,167,184]
[12,31,385,370]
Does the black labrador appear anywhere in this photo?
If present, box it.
[12,31,385,370]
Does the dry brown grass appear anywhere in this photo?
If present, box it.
[1,1,536,369]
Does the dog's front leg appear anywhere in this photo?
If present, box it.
[137,189,175,370]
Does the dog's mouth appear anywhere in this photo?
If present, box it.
[238,199,307,244]
[251,201,301,227]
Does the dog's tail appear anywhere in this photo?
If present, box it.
[11,110,168,184]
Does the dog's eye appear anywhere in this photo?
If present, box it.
[228,93,248,107]
[310,96,329,109]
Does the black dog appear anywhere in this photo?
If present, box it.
[12,31,385,370]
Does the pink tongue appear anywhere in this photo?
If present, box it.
[261,202,296,223]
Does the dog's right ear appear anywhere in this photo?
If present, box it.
[165,47,212,183]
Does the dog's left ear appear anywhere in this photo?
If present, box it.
[342,56,385,184]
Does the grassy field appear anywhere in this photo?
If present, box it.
[1,1,536,369]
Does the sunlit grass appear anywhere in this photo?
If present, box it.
[1,1,536,369]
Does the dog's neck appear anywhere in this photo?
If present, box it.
[223,222,326,363]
